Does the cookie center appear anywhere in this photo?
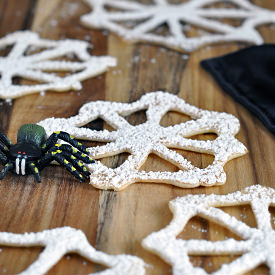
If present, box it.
[116,122,163,151]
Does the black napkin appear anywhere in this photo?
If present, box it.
[201,45,275,134]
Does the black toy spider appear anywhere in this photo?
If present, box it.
[0,124,94,182]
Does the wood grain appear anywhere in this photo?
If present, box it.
[0,0,274,274]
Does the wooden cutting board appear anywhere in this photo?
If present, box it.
[0,0,274,274]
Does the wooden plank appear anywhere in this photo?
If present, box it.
[0,0,273,274]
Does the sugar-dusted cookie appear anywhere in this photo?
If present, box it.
[0,31,116,98]
[81,0,275,52]
[142,185,275,275]
[38,92,247,190]
[0,227,145,275]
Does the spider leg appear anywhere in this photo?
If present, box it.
[0,132,12,148]
[54,144,94,164]
[53,154,86,181]
[0,162,14,180]
[0,150,8,165]
[0,141,9,156]
[28,162,41,183]
[38,151,86,182]
[42,131,89,155]
[60,151,90,178]
[37,153,52,171]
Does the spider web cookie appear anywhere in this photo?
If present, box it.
[81,0,275,52]
[38,92,247,190]
[142,185,275,275]
[0,31,116,99]
[0,226,145,275]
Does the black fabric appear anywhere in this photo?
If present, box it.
[201,45,275,134]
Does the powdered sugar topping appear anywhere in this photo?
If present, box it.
[0,31,116,98]
[142,185,275,275]
[81,0,275,52]
[38,92,247,190]
[0,227,145,275]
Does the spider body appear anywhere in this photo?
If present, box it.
[9,143,42,162]
[8,124,45,175]
[0,124,94,182]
